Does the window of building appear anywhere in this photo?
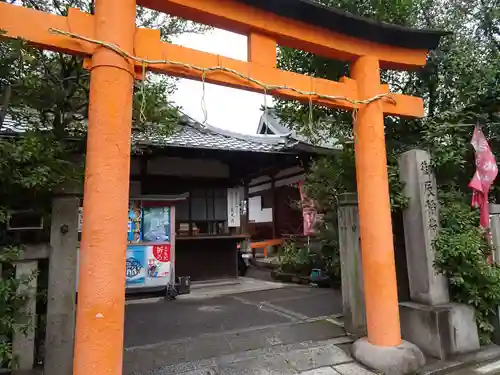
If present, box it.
[176,188,229,237]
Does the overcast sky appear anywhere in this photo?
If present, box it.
[171,28,272,135]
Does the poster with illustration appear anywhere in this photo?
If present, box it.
[128,201,143,243]
[126,246,146,286]
[142,206,170,243]
[147,244,171,278]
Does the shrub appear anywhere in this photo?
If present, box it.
[433,190,500,344]
[0,246,37,370]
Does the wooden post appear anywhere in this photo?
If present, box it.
[351,55,402,347]
[73,1,136,374]
[338,193,366,336]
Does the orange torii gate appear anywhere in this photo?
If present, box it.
[0,1,446,374]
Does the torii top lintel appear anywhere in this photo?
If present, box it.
[0,0,448,118]
[138,0,449,69]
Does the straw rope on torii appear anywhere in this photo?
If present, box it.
[49,27,396,111]
[49,27,396,136]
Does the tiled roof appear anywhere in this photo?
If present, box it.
[134,115,294,153]
[256,108,342,151]
[1,112,296,153]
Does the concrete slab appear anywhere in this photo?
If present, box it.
[475,359,500,373]
[272,320,346,344]
[271,291,342,318]
[418,344,500,375]
[124,295,290,347]
[334,363,376,375]
[185,277,292,299]
[215,354,297,375]
[137,339,355,375]
[284,344,352,371]
[173,369,218,375]
[125,277,292,305]
[124,320,348,374]
[233,285,319,303]
[124,283,347,375]
[300,367,339,375]
[190,278,241,289]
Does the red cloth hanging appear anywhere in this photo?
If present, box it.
[468,126,498,228]
[298,180,317,236]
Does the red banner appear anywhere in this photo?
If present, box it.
[469,126,498,228]
[298,180,318,236]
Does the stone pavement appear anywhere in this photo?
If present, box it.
[18,277,500,375]
[418,344,500,375]
[123,279,351,374]
[134,337,376,375]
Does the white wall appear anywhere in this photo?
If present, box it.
[248,196,273,223]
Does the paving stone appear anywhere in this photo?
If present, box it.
[285,344,352,372]
[170,369,218,375]
[334,362,377,375]
[276,320,346,344]
[124,295,289,348]
[125,286,348,375]
[272,291,343,318]
[300,366,340,375]
[336,343,352,357]
[216,352,297,375]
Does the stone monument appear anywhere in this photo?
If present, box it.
[488,204,500,345]
[398,149,480,359]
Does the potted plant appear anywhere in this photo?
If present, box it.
[0,246,37,373]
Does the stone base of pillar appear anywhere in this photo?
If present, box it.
[351,337,425,375]
[400,302,480,359]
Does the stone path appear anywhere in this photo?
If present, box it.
[124,281,350,374]
[129,337,375,375]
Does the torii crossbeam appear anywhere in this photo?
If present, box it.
[0,1,447,374]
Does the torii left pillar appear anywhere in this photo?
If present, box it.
[73,1,136,374]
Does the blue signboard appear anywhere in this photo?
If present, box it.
[128,203,143,243]
[126,246,146,286]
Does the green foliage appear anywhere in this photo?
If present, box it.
[315,220,341,279]
[1,0,211,137]
[277,240,315,275]
[433,190,500,344]
[0,132,74,193]
[277,237,339,279]
[133,75,180,135]
[0,246,38,369]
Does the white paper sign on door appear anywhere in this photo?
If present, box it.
[227,188,241,227]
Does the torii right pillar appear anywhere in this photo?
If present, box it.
[350,55,426,374]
